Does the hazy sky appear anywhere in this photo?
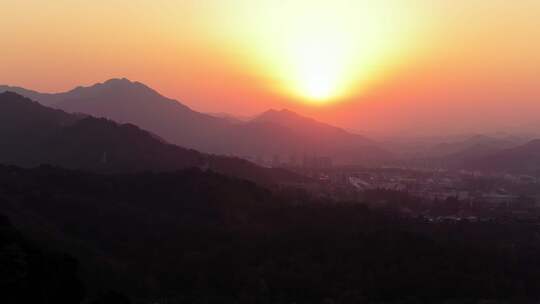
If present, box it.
[2,0,540,136]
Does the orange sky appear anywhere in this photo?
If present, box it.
[2,0,540,137]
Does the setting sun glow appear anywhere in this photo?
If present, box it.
[288,30,351,102]
[207,1,422,104]
[3,0,540,134]
[284,21,357,102]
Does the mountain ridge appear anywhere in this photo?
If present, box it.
[0,91,305,185]
[463,138,540,175]
[1,79,391,165]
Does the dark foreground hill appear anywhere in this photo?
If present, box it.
[0,91,302,185]
[2,165,540,303]
[1,79,391,165]
[0,214,84,304]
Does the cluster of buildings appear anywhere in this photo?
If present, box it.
[285,166,540,215]
[243,154,334,169]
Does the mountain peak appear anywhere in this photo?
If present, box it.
[253,108,340,134]
[105,77,132,84]
[98,78,146,89]
[101,77,150,88]
[256,108,307,122]
[65,78,160,100]
[263,108,296,115]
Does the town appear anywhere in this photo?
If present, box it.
[257,154,540,221]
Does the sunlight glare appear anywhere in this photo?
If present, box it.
[296,40,346,101]
[206,0,420,105]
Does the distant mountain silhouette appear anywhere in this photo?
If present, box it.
[250,109,391,164]
[394,134,531,170]
[464,139,540,175]
[1,79,391,165]
[0,92,303,185]
[0,84,83,107]
[428,134,521,158]
[207,112,252,124]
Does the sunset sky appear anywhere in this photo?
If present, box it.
[2,0,540,136]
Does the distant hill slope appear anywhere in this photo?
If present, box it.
[1,79,391,165]
[250,109,390,164]
[0,92,303,185]
[0,84,104,107]
[392,134,528,170]
[429,134,521,158]
[463,139,540,175]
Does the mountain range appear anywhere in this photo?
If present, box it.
[1,78,390,165]
[400,134,540,175]
[463,139,540,175]
[0,91,303,185]
[4,79,539,175]
[429,134,523,158]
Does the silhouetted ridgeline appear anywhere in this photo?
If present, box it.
[2,165,540,303]
[463,139,540,175]
[386,134,540,175]
[0,79,391,165]
[0,91,303,186]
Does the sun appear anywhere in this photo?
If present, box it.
[290,35,351,103]
[304,74,334,101]
[218,1,420,105]
[252,1,406,105]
